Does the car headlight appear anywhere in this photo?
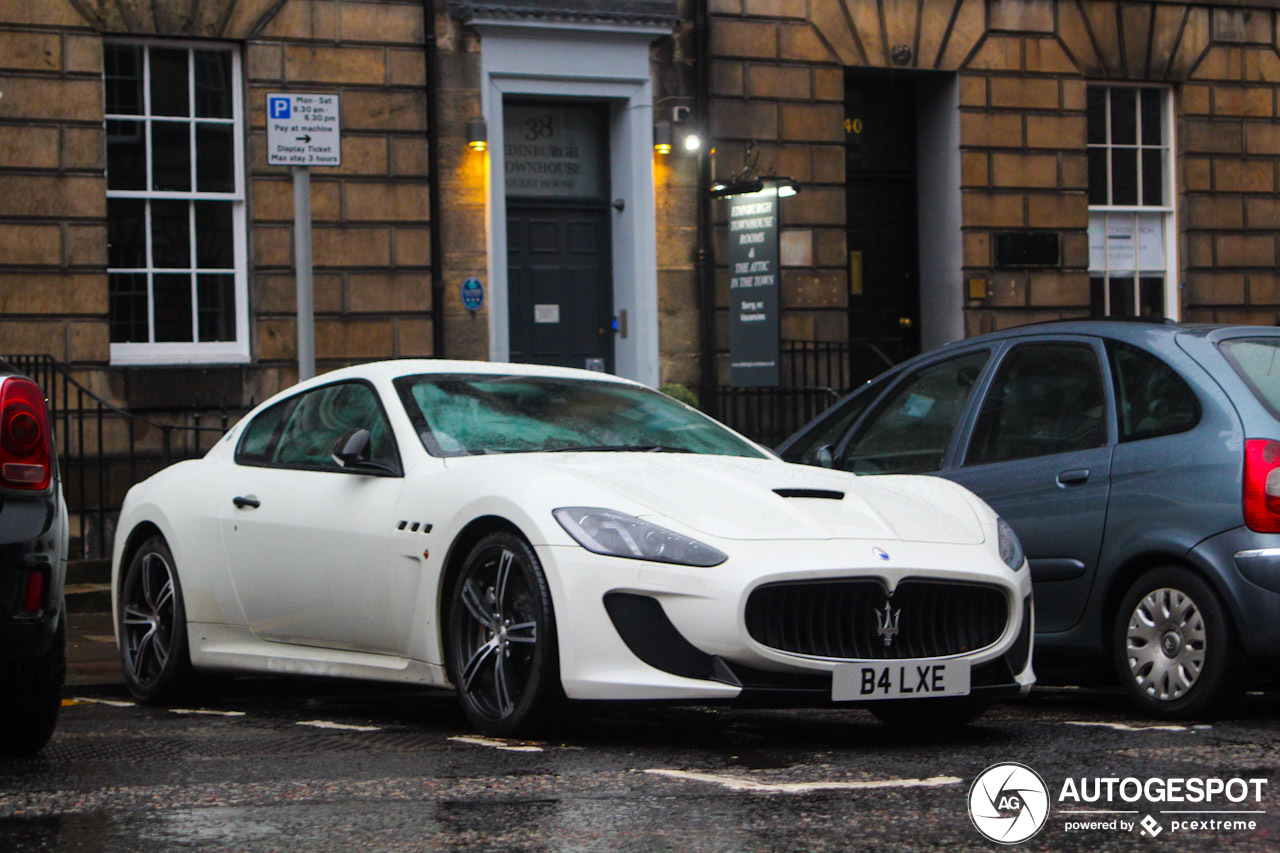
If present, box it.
[997,517,1026,571]
[553,507,727,567]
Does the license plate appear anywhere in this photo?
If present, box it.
[832,660,971,702]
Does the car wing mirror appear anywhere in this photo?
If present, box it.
[814,444,835,469]
[331,428,397,476]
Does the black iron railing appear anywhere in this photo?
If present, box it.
[4,354,239,559]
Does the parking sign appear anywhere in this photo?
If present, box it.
[266,92,341,166]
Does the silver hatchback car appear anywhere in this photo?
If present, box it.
[780,321,1280,719]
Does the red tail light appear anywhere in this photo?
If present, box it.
[0,376,52,490]
[22,568,45,612]
[1244,439,1280,532]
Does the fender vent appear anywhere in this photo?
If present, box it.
[773,488,844,500]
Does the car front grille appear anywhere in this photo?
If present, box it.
[745,579,1009,660]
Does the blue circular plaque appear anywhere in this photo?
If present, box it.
[461,277,484,311]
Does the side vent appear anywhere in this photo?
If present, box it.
[773,488,845,500]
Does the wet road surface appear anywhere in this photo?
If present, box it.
[2,681,1279,851]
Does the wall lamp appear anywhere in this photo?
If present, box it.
[654,121,673,155]
[709,177,800,199]
[467,116,487,152]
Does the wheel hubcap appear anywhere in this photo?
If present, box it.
[455,548,538,720]
[1126,587,1207,702]
[122,552,176,687]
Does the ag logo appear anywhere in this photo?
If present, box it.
[968,762,1050,844]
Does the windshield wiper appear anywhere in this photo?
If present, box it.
[541,445,695,453]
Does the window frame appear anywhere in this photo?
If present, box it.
[234,380,404,477]
[835,348,993,475]
[962,341,1109,467]
[105,38,249,366]
[1086,84,1179,321]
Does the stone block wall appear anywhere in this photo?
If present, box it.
[0,0,109,365]
[0,0,435,411]
[708,0,1280,348]
[247,0,434,384]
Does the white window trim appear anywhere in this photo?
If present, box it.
[471,20,671,387]
[1087,84,1179,320]
[106,38,250,366]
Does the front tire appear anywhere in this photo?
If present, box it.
[1112,566,1242,719]
[0,617,66,758]
[119,536,193,703]
[447,532,562,737]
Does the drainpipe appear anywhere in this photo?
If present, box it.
[424,0,446,358]
[694,0,716,417]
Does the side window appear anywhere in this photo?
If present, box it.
[966,344,1106,466]
[271,382,399,472]
[841,350,989,475]
[779,373,893,464]
[1108,341,1200,441]
[234,397,295,465]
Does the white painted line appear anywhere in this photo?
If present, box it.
[297,720,381,732]
[1064,721,1189,732]
[71,697,136,708]
[170,708,246,717]
[449,735,545,753]
[643,769,963,794]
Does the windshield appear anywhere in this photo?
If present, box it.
[1220,337,1280,417]
[393,373,767,458]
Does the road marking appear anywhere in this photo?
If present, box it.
[70,697,136,708]
[643,769,963,794]
[1064,721,1191,732]
[449,735,544,752]
[296,720,381,732]
[170,708,246,717]
[84,634,118,644]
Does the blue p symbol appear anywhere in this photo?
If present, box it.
[269,97,291,119]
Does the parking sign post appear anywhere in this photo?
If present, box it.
[266,93,342,381]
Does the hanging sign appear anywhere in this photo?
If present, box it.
[728,183,782,387]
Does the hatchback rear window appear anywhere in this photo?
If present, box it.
[1220,338,1280,416]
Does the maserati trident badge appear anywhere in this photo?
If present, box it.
[876,599,901,647]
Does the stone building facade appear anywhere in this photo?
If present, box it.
[2,0,1280,413]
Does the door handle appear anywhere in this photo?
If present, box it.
[232,495,260,509]
[1057,469,1090,486]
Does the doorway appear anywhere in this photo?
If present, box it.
[845,72,962,382]
[504,101,614,372]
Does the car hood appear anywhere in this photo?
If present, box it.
[474,453,985,544]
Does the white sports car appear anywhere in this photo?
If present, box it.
[112,360,1034,735]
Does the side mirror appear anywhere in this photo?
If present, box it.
[332,429,373,468]
[814,444,835,469]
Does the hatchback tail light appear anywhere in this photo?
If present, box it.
[1244,439,1280,532]
[0,376,52,490]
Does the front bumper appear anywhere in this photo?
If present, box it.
[538,537,1035,705]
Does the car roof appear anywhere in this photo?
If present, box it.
[287,359,646,395]
[937,319,1280,350]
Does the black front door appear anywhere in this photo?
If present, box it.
[507,205,613,371]
[504,100,613,372]
[845,75,921,381]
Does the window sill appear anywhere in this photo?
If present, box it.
[109,343,251,367]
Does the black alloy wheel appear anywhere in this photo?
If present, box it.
[447,532,561,736]
[119,536,192,702]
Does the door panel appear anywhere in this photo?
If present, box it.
[508,206,613,372]
[221,468,410,654]
[947,340,1114,633]
[218,381,415,655]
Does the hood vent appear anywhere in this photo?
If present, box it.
[773,488,845,500]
